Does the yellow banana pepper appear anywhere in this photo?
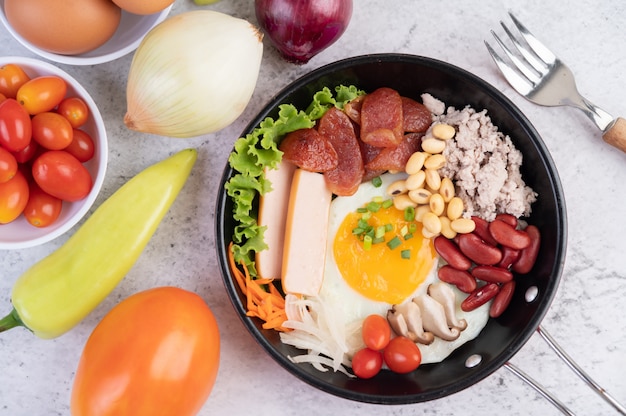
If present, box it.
[0,148,197,339]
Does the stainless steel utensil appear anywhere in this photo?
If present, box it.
[487,16,626,414]
[486,12,626,153]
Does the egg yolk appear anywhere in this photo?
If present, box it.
[333,205,436,305]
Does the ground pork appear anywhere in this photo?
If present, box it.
[421,93,537,221]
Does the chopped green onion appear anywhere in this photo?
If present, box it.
[400,225,408,236]
[363,235,373,250]
[404,206,415,222]
[375,226,386,239]
[372,176,383,187]
[408,223,417,234]
[382,198,393,208]
[356,207,368,213]
[386,236,402,250]
[384,223,393,232]
[373,196,384,204]
[361,211,371,220]
[373,236,385,244]
[352,227,365,235]
[401,249,411,259]
[404,233,413,240]
[357,218,369,229]
[366,201,381,212]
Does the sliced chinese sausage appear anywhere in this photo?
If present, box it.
[365,132,422,172]
[344,95,363,124]
[402,97,432,133]
[360,87,404,148]
[319,107,364,196]
[358,137,385,182]
[279,128,338,172]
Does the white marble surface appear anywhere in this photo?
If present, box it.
[1,1,626,415]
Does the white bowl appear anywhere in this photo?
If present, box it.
[0,57,108,249]
[0,4,171,66]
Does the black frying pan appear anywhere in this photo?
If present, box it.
[215,54,567,404]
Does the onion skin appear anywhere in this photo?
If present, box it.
[124,11,263,138]
[255,0,353,64]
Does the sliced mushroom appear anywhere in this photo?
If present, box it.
[387,302,434,345]
[427,282,467,331]
[413,294,461,341]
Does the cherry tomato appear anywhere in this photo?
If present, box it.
[57,96,89,128]
[12,140,40,164]
[71,287,220,416]
[0,169,29,223]
[0,92,6,104]
[0,98,32,152]
[32,150,92,201]
[351,347,383,379]
[0,146,18,183]
[31,112,73,150]
[16,75,67,115]
[0,63,31,99]
[383,336,422,374]
[65,129,95,162]
[361,314,391,351]
[23,182,63,227]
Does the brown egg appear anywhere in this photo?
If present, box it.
[4,0,122,55]
[112,0,173,15]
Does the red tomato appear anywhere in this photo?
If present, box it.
[0,146,18,183]
[351,348,383,379]
[0,92,6,104]
[383,336,421,374]
[65,129,95,162]
[23,182,63,227]
[0,63,31,99]
[57,96,89,128]
[71,287,220,416]
[12,140,39,164]
[32,150,92,201]
[0,169,29,223]
[0,98,32,152]
[16,75,67,115]
[31,111,74,150]
[361,314,391,351]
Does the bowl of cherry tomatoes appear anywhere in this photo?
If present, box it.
[0,56,108,249]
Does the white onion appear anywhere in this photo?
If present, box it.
[124,11,264,138]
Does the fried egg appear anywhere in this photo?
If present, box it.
[319,172,437,324]
[318,172,490,364]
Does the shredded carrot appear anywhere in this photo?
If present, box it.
[227,242,290,332]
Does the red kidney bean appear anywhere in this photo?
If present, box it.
[457,233,503,266]
[495,213,518,228]
[438,265,477,293]
[512,225,541,274]
[488,219,531,250]
[496,246,521,269]
[489,280,516,318]
[461,283,500,312]
[471,216,498,246]
[434,236,472,271]
[471,265,514,283]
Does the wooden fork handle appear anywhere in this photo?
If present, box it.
[603,117,626,153]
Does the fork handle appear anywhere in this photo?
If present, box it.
[603,117,626,153]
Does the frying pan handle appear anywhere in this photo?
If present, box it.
[536,326,626,415]
[603,117,626,153]
[506,326,626,415]
[503,362,576,415]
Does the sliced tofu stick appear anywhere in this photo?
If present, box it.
[256,160,297,280]
[282,169,333,297]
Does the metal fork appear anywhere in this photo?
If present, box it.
[485,12,626,153]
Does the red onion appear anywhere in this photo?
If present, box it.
[255,0,353,64]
